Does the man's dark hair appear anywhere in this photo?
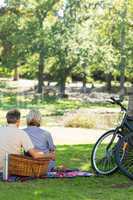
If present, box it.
[6,109,21,124]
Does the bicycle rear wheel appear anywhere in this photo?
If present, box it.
[115,133,133,179]
[91,130,120,175]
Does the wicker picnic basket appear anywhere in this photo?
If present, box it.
[8,154,50,177]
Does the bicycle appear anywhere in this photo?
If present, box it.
[115,130,133,179]
[91,97,133,176]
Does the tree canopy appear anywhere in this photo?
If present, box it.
[0,0,133,95]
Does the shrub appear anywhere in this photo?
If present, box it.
[65,114,96,128]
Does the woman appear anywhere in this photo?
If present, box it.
[24,109,56,171]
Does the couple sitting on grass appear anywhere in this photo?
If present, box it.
[0,109,56,173]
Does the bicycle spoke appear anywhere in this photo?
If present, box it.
[91,130,119,174]
[115,133,133,179]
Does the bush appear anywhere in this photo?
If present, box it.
[0,81,8,88]
[65,114,96,128]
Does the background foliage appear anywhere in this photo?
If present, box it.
[0,0,133,96]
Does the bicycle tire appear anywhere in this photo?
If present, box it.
[91,129,120,175]
[115,133,133,179]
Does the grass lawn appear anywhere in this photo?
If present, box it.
[0,144,132,200]
[0,95,126,127]
[0,79,128,127]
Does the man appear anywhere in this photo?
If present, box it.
[0,109,55,171]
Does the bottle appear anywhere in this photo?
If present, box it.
[3,152,8,181]
[20,146,25,155]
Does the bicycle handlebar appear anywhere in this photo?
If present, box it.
[110,97,127,111]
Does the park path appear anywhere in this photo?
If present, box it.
[45,127,107,145]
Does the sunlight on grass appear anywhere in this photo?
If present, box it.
[0,144,132,200]
[0,81,128,128]
[34,190,43,195]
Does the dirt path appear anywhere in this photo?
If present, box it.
[45,127,107,145]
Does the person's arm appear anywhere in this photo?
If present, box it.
[28,148,55,160]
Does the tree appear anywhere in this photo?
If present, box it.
[0,4,33,80]
[119,0,128,97]
[1,0,61,91]
[50,0,101,96]
[0,0,132,97]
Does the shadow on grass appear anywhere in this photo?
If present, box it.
[0,93,119,111]
[0,144,131,200]
[56,144,93,171]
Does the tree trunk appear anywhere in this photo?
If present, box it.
[37,48,45,93]
[82,71,87,93]
[106,73,112,92]
[59,81,66,97]
[59,75,67,98]
[119,1,127,97]
[81,62,87,93]
[127,84,133,117]
[13,67,19,81]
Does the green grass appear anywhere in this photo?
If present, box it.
[0,144,132,200]
[0,94,124,126]
[0,94,125,115]
[0,79,128,127]
[0,94,119,110]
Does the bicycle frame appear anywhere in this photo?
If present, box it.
[105,98,133,151]
[122,115,133,132]
[91,97,133,175]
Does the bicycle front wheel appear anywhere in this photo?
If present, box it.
[91,129,120,175]
[115,133,133,179]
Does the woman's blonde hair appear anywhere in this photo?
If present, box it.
[26,109,42,127]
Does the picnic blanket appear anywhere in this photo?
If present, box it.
[0,169,93,182]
